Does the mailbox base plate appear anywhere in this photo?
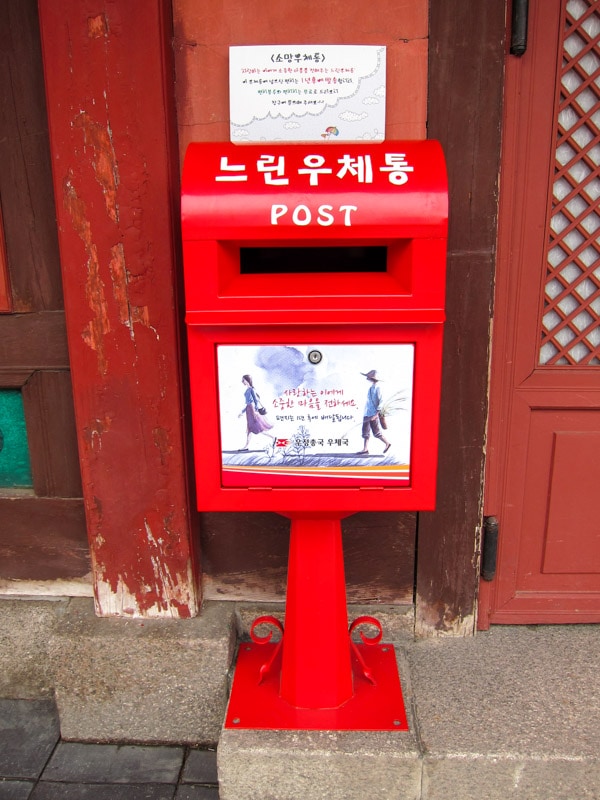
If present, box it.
[224,641,409,731]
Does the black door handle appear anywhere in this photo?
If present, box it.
[510,0,529,56]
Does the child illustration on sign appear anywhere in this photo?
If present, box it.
[357,370,391,454]
[238,374,275,451]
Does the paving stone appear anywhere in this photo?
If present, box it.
[50,599,235,745]
[0,699,59,779]
[0,782,35,800]
[41,742,184,785]
[408,626,600,760]
[31,784,175,800]
[181,750,218,785]
[175,788,219,800]
[218,728,421,800]
[422,756,600,800]
[0,599,69,698]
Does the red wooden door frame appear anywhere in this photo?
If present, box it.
[38,0,198,617]
[480,0,600,627]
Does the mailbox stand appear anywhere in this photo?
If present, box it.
[224,513,409,730]
[182,141,448,731]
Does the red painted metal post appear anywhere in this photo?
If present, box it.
[280,516,353,709]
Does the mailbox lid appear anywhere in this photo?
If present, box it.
[181,141,447,242]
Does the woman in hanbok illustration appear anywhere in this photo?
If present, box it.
[238,374,275,451]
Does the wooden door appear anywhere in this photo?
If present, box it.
[480,0,600,626]
[0,0,89,584]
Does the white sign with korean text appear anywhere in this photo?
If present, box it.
[230,45,386,143]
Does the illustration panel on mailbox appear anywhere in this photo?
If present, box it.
[217,343,414,488]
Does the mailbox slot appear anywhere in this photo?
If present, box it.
[205,239,416,303]
[240,245,388,274]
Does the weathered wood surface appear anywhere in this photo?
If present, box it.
[173,0,429,156]
[0,497,89,580]
[0,0,63,312]
[201,512,416,604]
[0,314,70,370]
[23,371,82,497]
[0,0,86,582]
[415,1,505,635]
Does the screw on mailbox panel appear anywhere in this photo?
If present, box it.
[393,720,402,727]
[233,718,241,725]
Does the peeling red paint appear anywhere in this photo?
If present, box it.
[83,416,113,452]
[152,427,173,465]
[40,1,198,618]
[63,178,110,375]
[72,112,119,223]
[89,508,197,618]
[169,598,193,618]
[108,243,151,335]
[87,13,109,38]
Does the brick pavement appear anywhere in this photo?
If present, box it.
[0,698,219,800]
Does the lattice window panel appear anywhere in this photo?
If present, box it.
[540,0,600,366]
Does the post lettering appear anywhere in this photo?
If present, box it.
[339,205,358,226]
[316,205,335,226]
[271,204,288,225]
[270,203,358,227]
[292,205,311,226]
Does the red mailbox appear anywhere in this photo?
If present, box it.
[182,141,447,731]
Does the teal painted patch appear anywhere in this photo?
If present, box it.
[0,390,33,487]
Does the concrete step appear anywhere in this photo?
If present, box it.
[1,597,598,799]
[218,625,600,799]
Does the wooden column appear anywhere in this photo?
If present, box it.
[415,1,506,635]
[38,0,198,617]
